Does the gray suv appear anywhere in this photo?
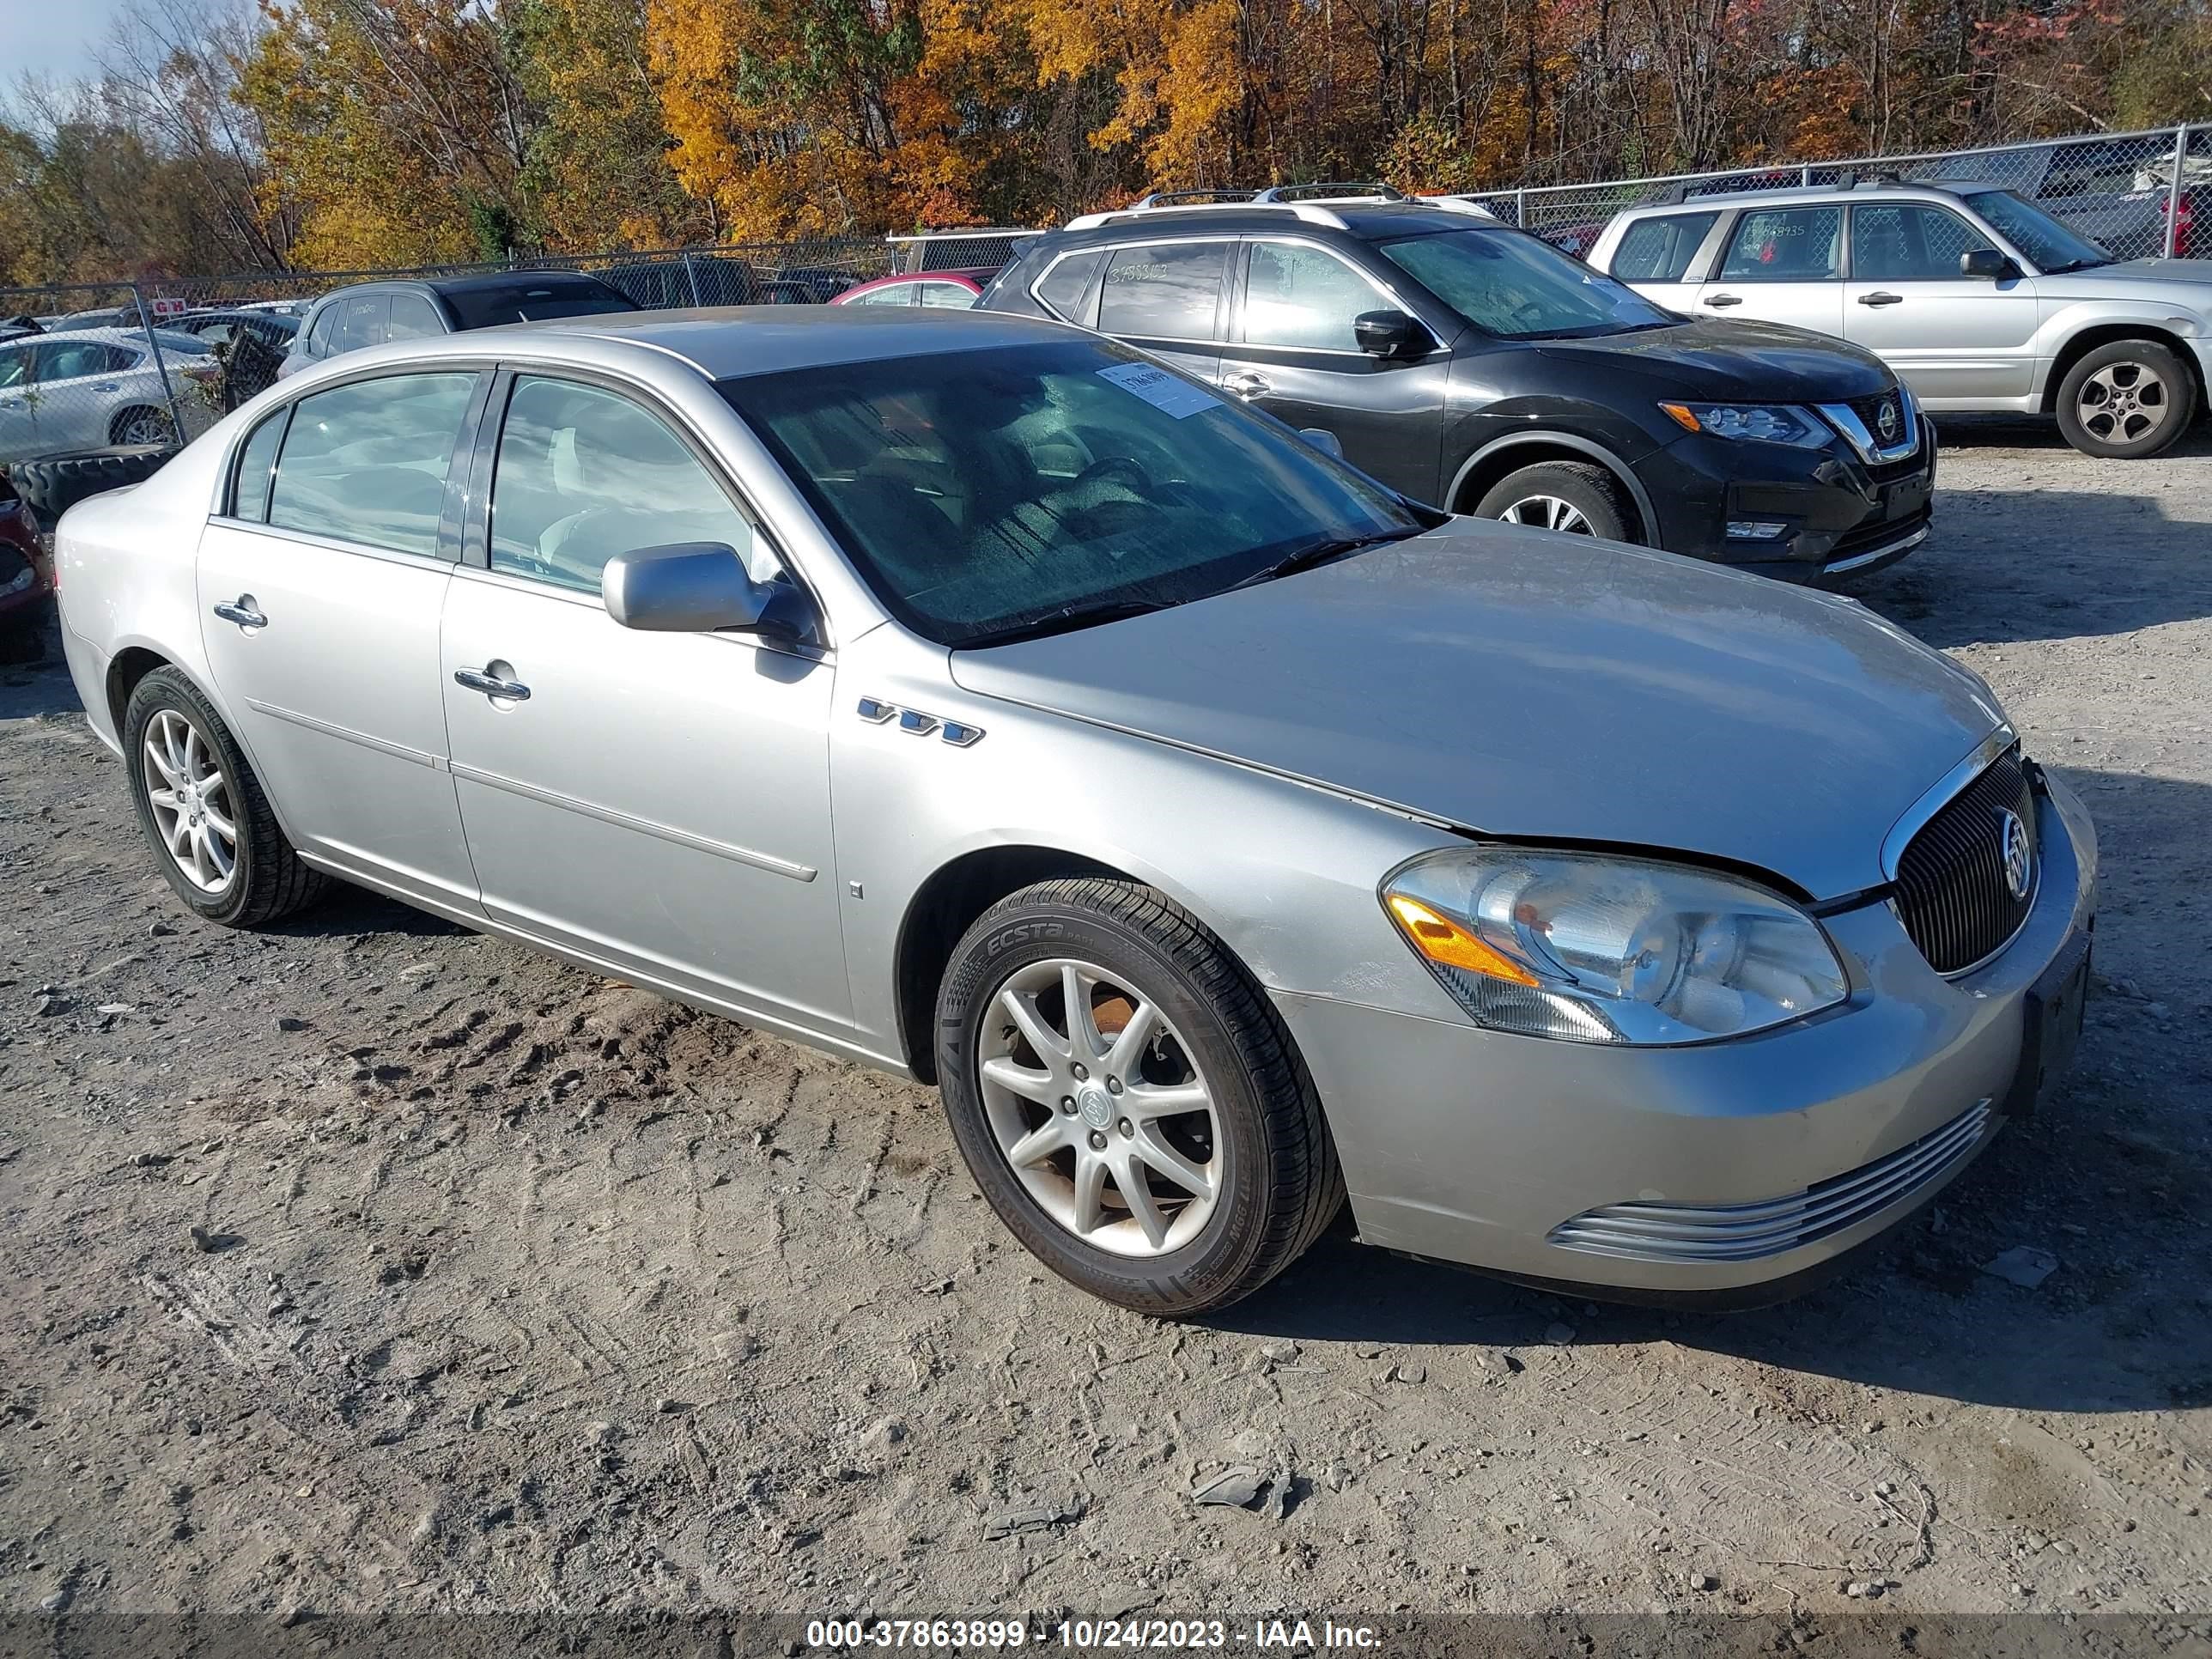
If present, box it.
[1590,178,2212,458]
[281,270,637,381]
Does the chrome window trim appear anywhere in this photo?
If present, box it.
[1878,722,2019,880]
[203,516,459,574]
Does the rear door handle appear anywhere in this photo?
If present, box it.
[211,596,265,629]
[454,665,531,702]
[1857,291,1905,307]
[1224,372,1272,399]
[1702,294,1742,307]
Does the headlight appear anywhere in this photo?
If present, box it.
[1659,402,1832,447]
[1382,848,1848,1045]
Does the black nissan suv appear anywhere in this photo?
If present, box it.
[978,192,1936,580]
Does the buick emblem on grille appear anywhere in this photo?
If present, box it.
[1876,398,1900,442]
[1998,807,2033,900]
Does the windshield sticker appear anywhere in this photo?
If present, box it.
[1095,362,1218,420]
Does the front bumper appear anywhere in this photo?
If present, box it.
[1637,412,1937,583]
[1274,771,2096,1300]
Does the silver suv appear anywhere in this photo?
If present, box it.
[1589,178,2212,458]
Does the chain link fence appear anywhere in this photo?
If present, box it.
[1460,124,2211,261]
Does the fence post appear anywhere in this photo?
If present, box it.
[681,251,703,307]
[2166,125,2191,258]
[129,283,185,450]
[1514,187,1527,228]
[1801,165,1813,185]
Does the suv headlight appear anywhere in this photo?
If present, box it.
[1659,402,1832,447]
[1382,848,1848,1045]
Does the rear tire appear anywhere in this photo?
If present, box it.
[108,405,177,448]
[2055,339,2197,459]
[1473,459,1634,541]
[936,878,1341,1316]
[123,666,325,927]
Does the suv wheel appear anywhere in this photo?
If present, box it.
[2056,340,2197,459]
[1473,460,1633,541]
[124,667,326,927]
[936,878,1342,1316]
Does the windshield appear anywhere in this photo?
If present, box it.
[1378,228,1676,338]
[722,339,1424,647]
[446,283,638,329]
[1963,190,2112,272]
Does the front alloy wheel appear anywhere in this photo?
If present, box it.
[2056,339,2198,459]
[1497,494,1595,535]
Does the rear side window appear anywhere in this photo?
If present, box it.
[1032,250,1103,324]
[305,305,341,355]
[1718,207,1843,281]
[386,292,445,339]
[230,407,288,521]
[1097,243,1226,340]
[918,282,976,308]
[338,294,391,350]
[847,283,915,307]
[1610,212,1720,282]
[35,342,136,380]
[267,372,477,558]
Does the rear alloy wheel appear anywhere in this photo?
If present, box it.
[937,878,1342,1316]
[108,405,178,449]
[123,666,325,927]
[2056,339,2197,459]
[1473,459,1633,542]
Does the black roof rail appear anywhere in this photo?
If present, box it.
[1251,181,1407,204]
[1131,189,1261,209]
[1652,183,1690,206]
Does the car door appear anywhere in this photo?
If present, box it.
[438,370,850,1033]
[1602,210,1724,313]
[1217,237,1449,501]
[1693,205,1846,336]
[197,368,487,911]
[0,343,35,462]
[1091,240,1231,386]
[1844,202,2039,403]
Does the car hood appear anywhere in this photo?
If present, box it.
[1531,317,1896,401]
[948,520,2005,900]
[2038,258,2212,304]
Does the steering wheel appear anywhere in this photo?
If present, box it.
[1072,454,1153,496]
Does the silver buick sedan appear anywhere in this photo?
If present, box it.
[54,308,2096,1316]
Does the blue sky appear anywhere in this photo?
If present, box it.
[3,0,128,89]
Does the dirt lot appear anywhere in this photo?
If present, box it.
[2,419,2209,1638]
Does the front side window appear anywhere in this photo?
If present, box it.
[1610,211,1720,283]
[723,338,1423,647]
[488,376,769,595]
[1850,204,1996,281]
[1032,250,1103,324]
[1241,242,1391,349]
[338,294,391,351]
[230,407,288,522]
[1379,228,1674,338]
[267,372,477,557]
[1097,243,1225,341]
[1962,190,2112,273]
[1717,207,1844,281]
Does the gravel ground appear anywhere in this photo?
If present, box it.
[1,418,2209,1637]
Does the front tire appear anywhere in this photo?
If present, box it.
[2055,339,2197,459]
[936,878,1341,1316]
[123,666,325,927]
[1473,459,1634,541]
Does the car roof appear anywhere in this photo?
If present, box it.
[1613,179,2007,217]
[1051,201,1489,243]
[8,326,191,349]
[398,304,1080,380]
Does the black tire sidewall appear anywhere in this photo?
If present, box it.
[2057,342,2197,459]
[122,669,262,925]
[1473,460,1632,540]
[937,894,1280,1313]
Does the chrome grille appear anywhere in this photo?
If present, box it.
[1894,750,2038,975]
[1547,1100,1994,1264]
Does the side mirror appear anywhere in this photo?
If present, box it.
[601,543,814,642]
[1960,248,2016,280]
[1298,427,1345,460]
[1353,308,1427,359]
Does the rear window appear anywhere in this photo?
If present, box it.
[1610,212,1720,282]
[443,281,637,330]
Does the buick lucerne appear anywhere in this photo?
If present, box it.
[55,308,2095,1315]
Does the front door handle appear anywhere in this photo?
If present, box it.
[211,596,265,629]
[1702,293,1742,307]
[454,665,531,702]
[1224,371,1272,399]
[1857,291,1905,307]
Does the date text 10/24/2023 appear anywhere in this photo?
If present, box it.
[805,1618,1384,1650]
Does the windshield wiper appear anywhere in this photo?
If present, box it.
[2045,258,2112,273]
[958,598,1174,648]
[1224,526,1424,592]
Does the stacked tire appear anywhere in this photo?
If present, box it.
[10,445,178,521]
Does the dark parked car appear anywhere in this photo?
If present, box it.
[0,467,52,661]
[981,199,1936,580]
[281,270,638,380]
[598,252,819,309]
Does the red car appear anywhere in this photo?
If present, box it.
[830,270,990,308]
[0,470,52,662]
